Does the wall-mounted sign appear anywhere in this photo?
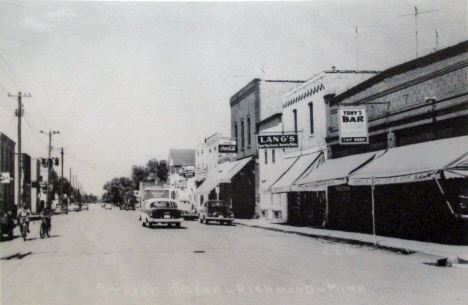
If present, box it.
[219,144,237,153]
[257,134,298,149]
[1,172,11,184]
[338,107,369,145]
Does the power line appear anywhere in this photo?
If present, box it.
[0,53,27,91]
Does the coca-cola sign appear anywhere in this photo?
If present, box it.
[219,144,237,153]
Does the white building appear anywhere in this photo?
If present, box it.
[167,149,196,203]
[260,69,379,222]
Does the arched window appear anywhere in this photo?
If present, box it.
[241,120,245,151]
[247,117,251,148]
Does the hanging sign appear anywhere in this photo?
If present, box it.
[338,107,369,144]
[218,139,237,153]
[257,134,298,149]
[1,172,11,184]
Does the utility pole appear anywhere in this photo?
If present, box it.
[8,92,30,208]
[399,6,437,58]
[60,147,64,207]
[40,130,59,209]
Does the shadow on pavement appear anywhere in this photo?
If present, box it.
[1,252,33,260]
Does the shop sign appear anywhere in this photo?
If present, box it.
[219,144,237,153]
[1,172,11,184]
[338,107,369,144]
[257,134,298,149]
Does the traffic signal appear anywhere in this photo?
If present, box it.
[41,158,46,166]
[55,158,59,166]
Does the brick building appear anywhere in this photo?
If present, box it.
[294,41,468,244]
[1,133,16,215]
[230,79,305,218]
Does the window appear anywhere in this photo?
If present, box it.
[272,149,276,163]
[241,120,245,151]
[293,109,298,133]
[309,102,314,134]
[247,117,251,148]
[264,149,268,164]
[235,123,238,147]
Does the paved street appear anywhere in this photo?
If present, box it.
[1,205,467,305]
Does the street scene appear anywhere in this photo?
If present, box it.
[2,205,467,305]
[1,1,468,304]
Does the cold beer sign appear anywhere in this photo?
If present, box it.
[257,134,298,149]
[338,107,369,145]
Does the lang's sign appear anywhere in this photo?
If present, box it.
[257,134,298,149]
[338,107,369,144]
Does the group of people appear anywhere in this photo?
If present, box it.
[16,203,52,236]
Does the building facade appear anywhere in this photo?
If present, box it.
[259,70,379,224]
[167,149,196,203]
[230,79,305,218]
[1,133,15,215]
[292,41,468,244]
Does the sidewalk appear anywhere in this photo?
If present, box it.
[234,218,468,264]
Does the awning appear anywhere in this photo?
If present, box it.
[293,151,383,191]
[260,156,297,193]
[348,135,468,185]
[270,151,323,193]
[193,157,252,195]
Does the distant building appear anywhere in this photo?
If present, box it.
[167,149,196,202]
[1,133,15,215]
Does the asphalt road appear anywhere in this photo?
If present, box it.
[1,204,467,305]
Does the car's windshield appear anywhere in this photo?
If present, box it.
[208,201,228,208]
[149,201,177,208]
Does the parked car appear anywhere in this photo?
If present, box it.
[198,200,234,225]
[54,204,68,214]
[105,203,112,210]
[140,198,183,228]
[178,200,198,220]
[81,203,89,210]
[119,203,126,210]
[1,212,16,240]
[68,204,80,212]
[101,203,106,208]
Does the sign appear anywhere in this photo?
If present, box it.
[218,139,237,154]
[257,134,298,149]
[134,190,140,197]
[1,172,11,184]
[338,107,369,144]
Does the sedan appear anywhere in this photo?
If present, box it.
[140,198,183,228]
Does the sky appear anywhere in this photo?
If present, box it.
[0,0,466,197]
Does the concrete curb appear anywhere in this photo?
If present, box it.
[234,222,468,266]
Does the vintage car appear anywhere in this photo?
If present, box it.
[140,198,183,228]
[68,204,80,212]
[1,212,16,240]
[105,203,112,210]
[178,200,198,220]
[125,201,136,211]
[198,200,234,225]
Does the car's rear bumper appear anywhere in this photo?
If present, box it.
[149,218,184,224]
[206,217,234,221]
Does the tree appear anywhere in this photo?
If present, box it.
[131,165,148,189]
[147,159,168,183]
[103,177,134,205]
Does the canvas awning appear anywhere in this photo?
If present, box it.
[293,151,383,191]
[348,135,468,185]
[193,157,252,195]
[270,151,323,193]
[260,156,298,193]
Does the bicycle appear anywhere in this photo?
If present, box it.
[39,215,51,238]
[18,216,28,241]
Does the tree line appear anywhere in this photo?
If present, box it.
[101,158,168,204]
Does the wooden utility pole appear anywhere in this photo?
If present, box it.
[8,92,30,208]
[40,130,59,209]
[60,147,64,206]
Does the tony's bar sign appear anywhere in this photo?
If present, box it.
[338,107,369,145]
[257,134,298,149]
